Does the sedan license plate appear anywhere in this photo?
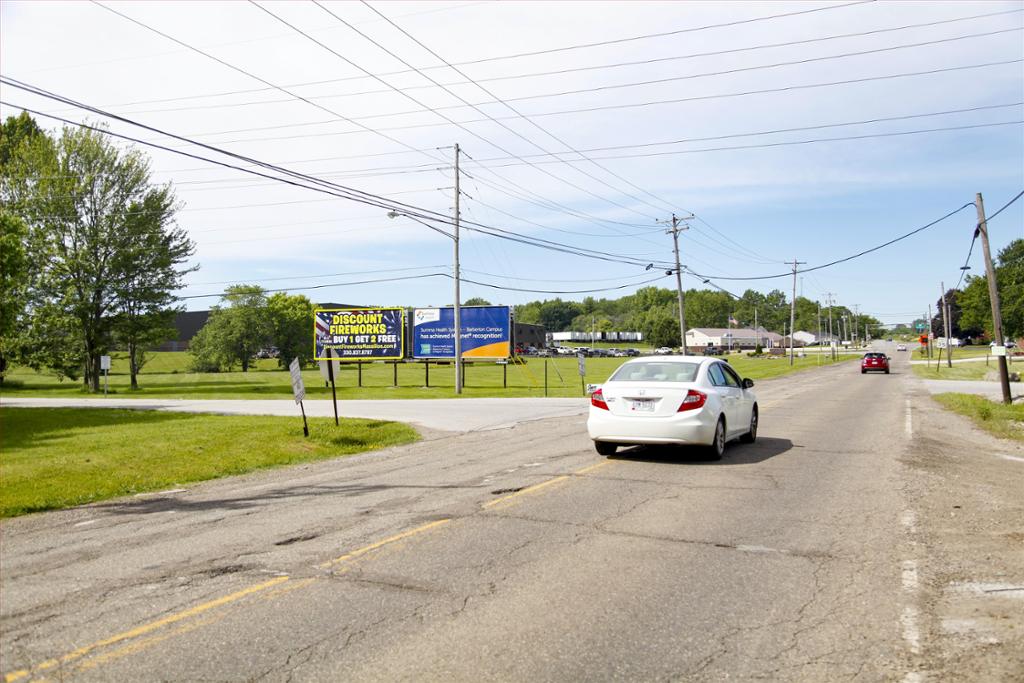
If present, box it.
[631,399,655,412]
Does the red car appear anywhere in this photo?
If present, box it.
[861,352,890,374]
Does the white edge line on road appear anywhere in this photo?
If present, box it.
[901,560,919,592]
[998,453,1024,463]
[901,605,922,654]
[901,510,917,533]
[905,398,913,437]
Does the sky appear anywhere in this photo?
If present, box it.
[1,0,1022,329]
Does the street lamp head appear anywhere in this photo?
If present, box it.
[386,210,400,219]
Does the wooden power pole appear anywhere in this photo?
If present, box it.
[976,193,1012,404]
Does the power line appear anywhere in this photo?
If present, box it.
[1,88,674,269]
[77,24,1022,121]
[343,59,1024,124]
[686,202,977,281]
[42,0,900,116]
[255,0,664,229]
[116,59,1022,146]
[955,188,1024,289]
[360,0,675,217]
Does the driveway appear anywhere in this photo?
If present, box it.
[0,397,589,432]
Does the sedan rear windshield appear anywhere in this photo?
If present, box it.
[864,353,886,358]
[609,361,700,383]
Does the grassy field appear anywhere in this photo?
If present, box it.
[910,354,1019,381]
[1,351,855,400]
[911,345,999,360]
[0,407,419,517]
[932,393,1024,442]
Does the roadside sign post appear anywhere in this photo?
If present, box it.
[577,353,586,396]
[100,355,111,396]
[326,348,338,426]
[289,358,308,438]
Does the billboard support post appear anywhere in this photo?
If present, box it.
[326,348,338,427]
[393,361,398,387]
[425,361,429,387]
[544,358,548,397]
[358,362,363,388]
[503,363,507,388]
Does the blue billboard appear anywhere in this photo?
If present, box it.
[412,306,511,359]
[314,308,404,361]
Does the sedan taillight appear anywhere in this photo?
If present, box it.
[678,389,707,412]
[591,388,609,411]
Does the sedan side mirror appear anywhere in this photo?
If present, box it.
[742,378,754,389]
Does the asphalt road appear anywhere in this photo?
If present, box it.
[3,348,1021,681]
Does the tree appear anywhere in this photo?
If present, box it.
[111,188,196,389]
[538,299,583,332]
[189,285,270,372]
[959,239,1024,341]
[0,212,29,382]
[0,112,45,167]
[3,119,193,391]
[268,292,315,368]
[646,311,681,348]
[463,297,491,306]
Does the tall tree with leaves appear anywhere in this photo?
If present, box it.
[189,285,271,372]
[3,119,194,391]
[0,211,29,382]
[268,292,314,368]
[111,188,196,389]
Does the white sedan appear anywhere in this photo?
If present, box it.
[587,356,758,459]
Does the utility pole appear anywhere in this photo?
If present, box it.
[927,304,933,360]
[852,304,859,347]
[817,302,822,365]
[941,282,953,368]
[662,213,693,354]
[754,307,759,349]
[788,258,806,365]
[976,192,1012,404]
[826,293,835,360]
[453,143,463,395]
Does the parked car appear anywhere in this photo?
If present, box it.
[861,352,890,374]
[587,356,757,460]
[654,347,674,355]
[896,344,907,352]
[624,348,641,357]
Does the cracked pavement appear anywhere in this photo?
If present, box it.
[2,347,1021,681]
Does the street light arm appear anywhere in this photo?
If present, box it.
[387,209,455,240]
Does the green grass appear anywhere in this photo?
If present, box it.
[1,351,854,400]
[0,407,419,517]
[910,355,1020,381]
[911,345,996,360]
[932,393,1024,442]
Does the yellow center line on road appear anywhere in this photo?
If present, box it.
[5,520,453,682]
[484,459,612,509]
[4,575,290,683]
[315,518,452,570]
[5,460,611,682]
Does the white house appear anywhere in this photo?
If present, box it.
[686,327,784,350]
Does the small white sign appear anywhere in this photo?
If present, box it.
[992,345,1007,357]
[289,358,305,404]
[577,353,586,377]
[100,355,111,371]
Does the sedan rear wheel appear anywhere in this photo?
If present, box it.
[594,441,617,456]
[707,417,726,460]
[740,406,758,444]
